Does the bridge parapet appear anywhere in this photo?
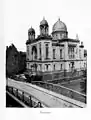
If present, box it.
[6,78,86,108]
[32,81,86,103]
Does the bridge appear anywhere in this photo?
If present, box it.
[6,78,86,108]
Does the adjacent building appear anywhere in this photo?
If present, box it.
[6,44,26,76]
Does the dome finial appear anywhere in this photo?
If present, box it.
[43,16,45,20]
[28,27,35,34]
[76,34,79,40]
[81,41,83,45]
[58,17,60,21]
[40,17,48,26]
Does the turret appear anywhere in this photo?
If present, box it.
[28,26,35,41]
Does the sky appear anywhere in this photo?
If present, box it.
[4,0,91,51]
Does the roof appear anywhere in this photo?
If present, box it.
[28,27,35,34]
[40,17,48,26]
[52,18,67,33]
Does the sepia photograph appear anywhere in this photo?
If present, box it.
[5,0,88,108]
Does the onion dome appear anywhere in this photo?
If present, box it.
[28,26,35,34]
[40,17,48,26]
[52,18,67,32]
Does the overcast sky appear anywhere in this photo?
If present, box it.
[4,0,91,51]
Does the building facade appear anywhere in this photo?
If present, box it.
[6,44,26,76]
[26,18,87,80]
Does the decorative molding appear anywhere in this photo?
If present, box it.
[26,59,85,63]
[52,43,64,46]
[26,37,80,45]
[58,38,80,43]
[68,44,77,47]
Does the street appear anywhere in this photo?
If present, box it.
[60,79,86,94]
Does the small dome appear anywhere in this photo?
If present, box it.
[28,27,35,33]
[52,18,67,32]
[40,17,48,26]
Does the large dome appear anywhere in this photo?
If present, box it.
[40,17,48,26]
[52,18,67,32]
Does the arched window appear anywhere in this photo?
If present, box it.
[68,47,75,59]
[46,64,48,71]
[79,49,81,59]
[40,64,42,71]
[45,44,49,59]
[54,64,55,70]
[39,43,41,60]
[27,46,29,56]
[60,49,62,59]
[60,64,62,70]
[32,46,37,60]
[53,49,56,59]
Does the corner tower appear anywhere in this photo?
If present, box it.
[28,27,35,41]
[40,17,49,35]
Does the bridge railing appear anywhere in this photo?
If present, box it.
[6,86,47,108]
[32,81,86,103]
